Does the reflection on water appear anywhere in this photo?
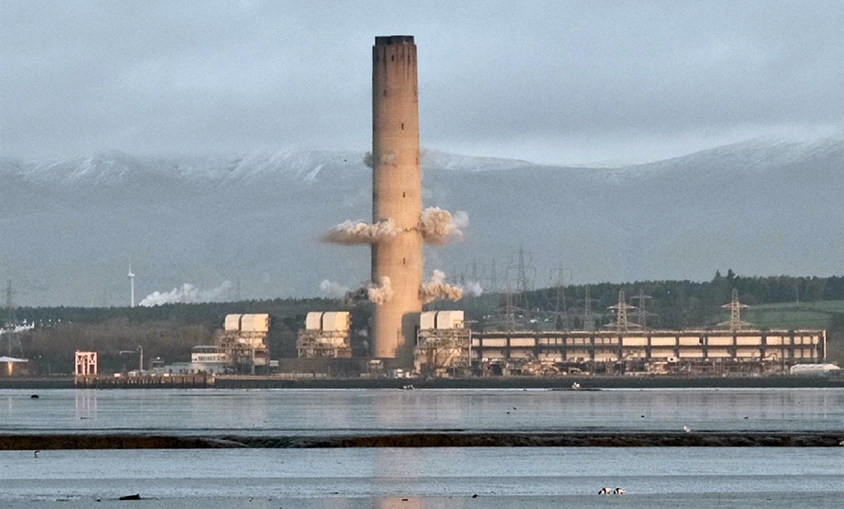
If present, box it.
[1,388,842,434]
[74,392,97,421]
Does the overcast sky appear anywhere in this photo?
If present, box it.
[1,0,842,166]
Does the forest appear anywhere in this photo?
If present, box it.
[5,272,843,373]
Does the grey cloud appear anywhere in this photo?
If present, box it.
[1,0,842,164]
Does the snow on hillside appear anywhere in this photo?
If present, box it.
[1,137,842,306]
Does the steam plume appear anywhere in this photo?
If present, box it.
[418,207,468,245]
[320,279,350,298]
[324,219,398,244]
[461,280,484,297]
[140,281,232,307]
[419,270,463,304]
[344,277,394,305]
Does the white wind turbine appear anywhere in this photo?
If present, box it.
[128,265,136,308]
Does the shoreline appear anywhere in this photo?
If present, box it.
[3,431,843,450]
[2,375,844,390]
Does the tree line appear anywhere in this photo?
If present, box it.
[4,272,842,373]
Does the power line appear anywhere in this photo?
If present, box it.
[631,288,657,329]
[605,289,641,333]
[719,288,752,332]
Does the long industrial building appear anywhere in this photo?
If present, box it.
[470,329,826,375]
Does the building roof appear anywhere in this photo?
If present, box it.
[0,356,29,363]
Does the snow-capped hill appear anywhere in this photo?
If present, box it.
[420,148,533,172]
[0,148,539,192]
[0,151,198,193]
[598,137,844,184]
[214,150,365,185]
[3,138,842,306]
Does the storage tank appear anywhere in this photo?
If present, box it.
[224,314,242,332]
[790,363,841,377]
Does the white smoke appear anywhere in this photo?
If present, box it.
[461,280,484,297]
[419,270,464,304]
[344,277,394,305]
[324,219,399,244]
[367,277,394,304]
[418,207,469,245]
[320,279,350,298]
[139,281,232,307]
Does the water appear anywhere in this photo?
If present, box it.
[2,388,843,435]
[3,389,842,507]
[1,448,842,507]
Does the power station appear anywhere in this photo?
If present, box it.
[370,35,423,363]
[18,34,834,385]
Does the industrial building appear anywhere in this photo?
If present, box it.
[414,310,472,377]
[471,329,826,376]
[297,311,353,358]
[213,313,271,373]
[1,356,29,376]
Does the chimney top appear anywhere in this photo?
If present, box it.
[375,35,414,46]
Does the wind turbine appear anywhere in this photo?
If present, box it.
[128,265,136,308]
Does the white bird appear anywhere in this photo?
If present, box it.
[614,487,626,495]
[598,487,612,495]
[34,450,40,458]
[683,425,692,433]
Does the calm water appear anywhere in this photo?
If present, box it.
[1,448,842,507]
[2,388,843,435]
[2,389,843,507]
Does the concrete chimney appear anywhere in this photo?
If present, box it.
[371,35,422,363]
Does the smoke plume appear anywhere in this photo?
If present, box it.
[320,279,350,298]
[367,276,394,304]
[344,277,394,305]
[419,270,463,304]
[364,151,397,168]
[139,281,232,307]
[418,207,469,245]
[324,219,398,244]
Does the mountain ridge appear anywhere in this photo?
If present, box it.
[1,137,842,306]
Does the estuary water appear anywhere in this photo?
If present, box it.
[2,388,843,435]
[2,389,843,507]
[1,447,843,508]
